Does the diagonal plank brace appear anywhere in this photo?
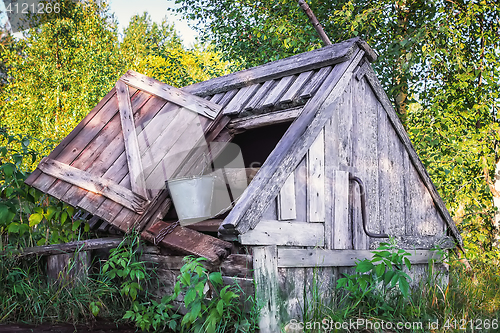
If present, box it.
[37,157,149,214]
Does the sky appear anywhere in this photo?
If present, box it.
[107,0,199,47]
[0,0,200,47]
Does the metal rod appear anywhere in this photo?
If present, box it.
[297,0,332,46]
[349,174,389,238]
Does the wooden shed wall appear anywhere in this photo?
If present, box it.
[252,76,449,325]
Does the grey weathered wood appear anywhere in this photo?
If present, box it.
[262,75,295,108]
[362,63,462,246]
[183,38,360,96]
[307,128,325,222]
[228,107,301,132]
[278,70,314,107]
[333,170,351,249]
[278,173,297,220]
[294,157,308,222]
[243,80,275,113]
[116,80,148,199]
[277,248,443,267]
[355,39,377,62]
[120,71,221,119]
[323,118,335,249]
[370,236,456,250]
[220,48,365,234]
[47,251,90,284]
[239,220,324,246]
[209,92,225,104]
[253,246,280,332]
[299,66,332,100]
[222,84,259,116]
[5,238,123,257]
[38,157,148,213]
[278,266,304,323]
[217,89,239,108]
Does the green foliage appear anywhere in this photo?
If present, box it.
[173,256,254,333]
[336,239,412,318]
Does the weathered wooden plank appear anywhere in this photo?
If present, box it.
[262,75,295,109]
[278,70,314,107]
[336,83,353,168]
[278,173,297,220]
[253,245,280,332]
[119,71,221,119]
[239,220,324,246]
[323,118,335,249]
[25,88,117,187]
[261,196,278,221]
[210,92,225,104]
[116,81,148,199]
[228,107,301,132]
[142,219,232,264]
[222,84,259,116]
[362,63,462,246]
[277,248,443,267]
[300,66,332,99]
[294,156,308,222]
[221,48,365,234]
[242,80,275,113]
[370,235,456,250]
[5,238,122,257]
[333,170,351,250]
[38,157,148,213]
[217,89,239,108]
[278,267,305,323]
[52,91,152,207]
[183,38,359,96]
[307,129,325,222]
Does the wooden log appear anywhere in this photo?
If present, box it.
[120,71,221,119]
[5,238,123,257]
[253,245,280,332]
[239,220,325,246]
[142,219,232,264]
[277,248,444,268]
[221,48,365,235]
[183,38,359,96]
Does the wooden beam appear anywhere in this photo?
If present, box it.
[37,157,149,213]
[277,248,444,268]
[370,236,456,251]
[333,170,351,249]
[119,71,222,119]
[4,238,123,257]
[220,48,365,235]
[183,38,361,96]
[361,62,462,247]
[142,219,232,264]
[239,220,324,246]
[278,173,297,220]
[307,129,325,222]
[115,81,148,199]
[228,107,301,132]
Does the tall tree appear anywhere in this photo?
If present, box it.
[174,0,500,259]
[0,0,123,144]
[120,13,232,88]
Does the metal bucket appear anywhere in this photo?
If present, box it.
[166,175,215,225]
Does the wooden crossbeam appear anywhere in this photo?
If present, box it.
[120,71,222,120]
[116,80,148,199]
[37,157,149,213]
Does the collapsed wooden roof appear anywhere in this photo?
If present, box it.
[25,37,462,262]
